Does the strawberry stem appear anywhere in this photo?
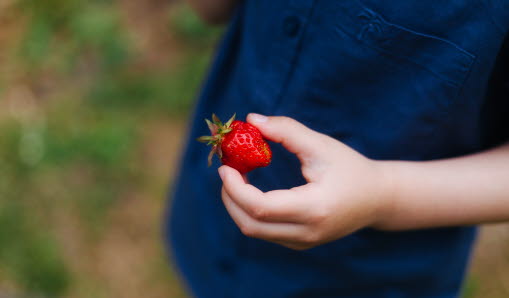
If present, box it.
[225,113,236,127]
[212,114,220,125]
[197,113,236,167]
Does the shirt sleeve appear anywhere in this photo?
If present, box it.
[480,32,509,147]
[487,0,509,35]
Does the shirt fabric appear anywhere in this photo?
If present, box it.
[166,1,509,297]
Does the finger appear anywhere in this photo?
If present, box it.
[218,165,264,206]
[222,187,310,243]
[219,165,310,222]
[241,173,249,184]
[262,187,317,222]
[272,240,314,251]
[247,114,325,160]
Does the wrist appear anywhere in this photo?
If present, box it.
[371,160,400,230]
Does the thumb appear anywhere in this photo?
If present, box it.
[247,114,324,159]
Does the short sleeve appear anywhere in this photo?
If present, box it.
[481,32,509,147]
[486,0,509,35]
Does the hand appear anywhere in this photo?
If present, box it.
[218,114,393,250]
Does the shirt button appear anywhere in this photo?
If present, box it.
[283,16,301,37]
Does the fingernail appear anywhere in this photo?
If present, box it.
[249,113,268,123]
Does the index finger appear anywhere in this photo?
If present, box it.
[219,166,313,223]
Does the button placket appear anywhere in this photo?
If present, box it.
[269,0,317,112]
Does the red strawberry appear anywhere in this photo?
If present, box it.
[197,114,272,173]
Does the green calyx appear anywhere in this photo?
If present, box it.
[197,113,236,166]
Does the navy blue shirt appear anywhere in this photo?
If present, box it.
[167,1,509,297]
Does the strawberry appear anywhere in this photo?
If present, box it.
[197,114,272,173]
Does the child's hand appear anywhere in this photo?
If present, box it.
[218,114,393,250]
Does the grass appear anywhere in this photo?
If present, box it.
[0,0,219,297]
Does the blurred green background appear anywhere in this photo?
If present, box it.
[0,1,507,297]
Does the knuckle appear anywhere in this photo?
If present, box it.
[284,116,295,124]
[300,232,320,246]
[289,244,312,251]
[277,116,292,123]
[239,223,257,238]
[251,206,268,220]
[277,116,299,128]
[287,245,303,251]
[310,206,328,224]
[281,243,301,250]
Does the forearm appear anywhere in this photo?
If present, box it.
[377,142,509,230]
[187,0,238,25]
